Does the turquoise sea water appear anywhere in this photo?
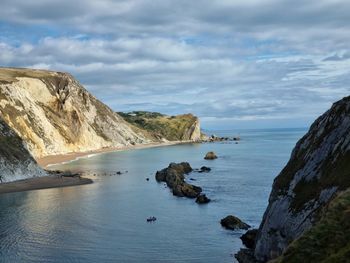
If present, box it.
[0,128,306,263]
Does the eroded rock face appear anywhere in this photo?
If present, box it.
[253,96,350,262]
[0,68,149,159]
[155,162,202,198]
[241,229,258,249]
[0,118,46,182]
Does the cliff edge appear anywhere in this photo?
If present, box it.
[0,67,150,159]
[118,111,202,142]
[250,96,350,262]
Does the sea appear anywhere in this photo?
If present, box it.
[0,128,307,263]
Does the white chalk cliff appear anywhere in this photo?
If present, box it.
[0,67,203,182]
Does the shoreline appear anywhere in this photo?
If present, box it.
[37,141,192,168]
[0,175,93,195]
[0,140,195,195]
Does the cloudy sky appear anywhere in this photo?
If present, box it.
[1,0,349,129]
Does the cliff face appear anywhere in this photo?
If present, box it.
[0,68,149,159]
[0,117,46,182]
[254,96,350,261]
[118,111,202,141]
[271,188,350,263]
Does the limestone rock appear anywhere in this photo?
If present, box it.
[0,68,149,159]
[0,118,46,182]
[253,96,350,262]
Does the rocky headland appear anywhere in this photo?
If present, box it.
[236,95,350,262]
[0,67,204,184]
[119,111,203,142]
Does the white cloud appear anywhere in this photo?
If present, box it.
[0,0,349,128]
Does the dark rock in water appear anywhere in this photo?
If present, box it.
[173,183,202,198]
[204,151,217,160]
[189,178,196,181]
[196,194,211,204]
[61,172,80,177]
[116,171,122,175]
[235,248,258,263]
[155,162,191,182]
[168,162,193,174]
[146,216,157,222]
[220,215,250,230]
[205,134,241,143]
[200,166,211,172]
[240,229,258,249]
[155,162,201,198]
[146,178,149,181]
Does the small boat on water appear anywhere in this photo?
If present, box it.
[147,216,157,222]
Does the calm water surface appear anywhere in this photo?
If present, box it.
[0,128,306,263]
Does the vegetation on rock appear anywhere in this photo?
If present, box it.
[271,189,350,263]
[119,111,201,141]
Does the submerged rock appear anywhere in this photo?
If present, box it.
[204,151,218,160]
[220,215,250,230]
[199,166,211,172]
[240,229,258,249]
[196,194,211,204]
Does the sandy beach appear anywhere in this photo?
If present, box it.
[0,141,191,195]
[0,175,93,195]
[37,141,189,168]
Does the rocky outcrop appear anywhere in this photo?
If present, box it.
[199,166,211,173]
[240,229,258,249]
[0,117,46,182]
[204,151,218,160]
[119,111,202,142]
[205,134,240,142]
[0,68,150,159]
[195,194,211,204]
[220,215,250,230]
[155,162,202,198]
[248,96,350,262]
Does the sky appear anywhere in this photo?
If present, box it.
[0,0,349,130]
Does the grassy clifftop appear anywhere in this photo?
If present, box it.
[118,111,201,141]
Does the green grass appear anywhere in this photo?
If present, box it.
[118,111,198,141]
[0,67,58,84]
[272,188,350,263]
